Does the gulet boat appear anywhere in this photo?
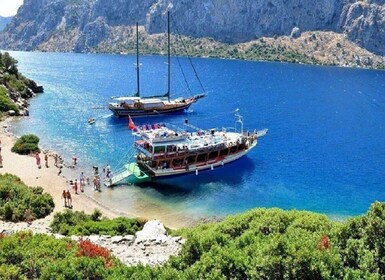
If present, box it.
[108,12,206,117]
[105,111,267,186]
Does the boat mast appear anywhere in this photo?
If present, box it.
[135,22,140,97]
[166,11,171,101]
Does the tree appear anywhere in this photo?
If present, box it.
[2,52,18,76]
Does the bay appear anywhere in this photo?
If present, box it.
[8,51,385,225]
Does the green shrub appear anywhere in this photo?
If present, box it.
[0,174,54,222]
[50,209,143,236]
[0,86,19,114]
[2,200,385,279]
[11,134,40,155]
[3,73,25,92]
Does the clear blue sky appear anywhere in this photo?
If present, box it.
[0,0,23,17]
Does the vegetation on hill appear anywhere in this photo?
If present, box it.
[11,134,40,155]
[0,51,43,117]
[96,32,322,66]
[0,174,54,222]
[1,199,385,279]
[50,209,145,236]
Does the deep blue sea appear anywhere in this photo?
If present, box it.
[7,51,385,225]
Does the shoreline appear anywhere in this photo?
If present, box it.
[1,117,138,225]
[0,117,120,220]
[0,117,199,229]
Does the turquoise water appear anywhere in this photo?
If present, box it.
[8,51,385,224]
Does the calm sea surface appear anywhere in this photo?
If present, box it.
[7,51,385,225]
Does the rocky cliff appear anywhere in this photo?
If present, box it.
[0,16,12,31]
[0,0,384,66]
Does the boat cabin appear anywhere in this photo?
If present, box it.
[134,125,256,173]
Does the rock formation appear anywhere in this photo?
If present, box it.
[0,0,384,66]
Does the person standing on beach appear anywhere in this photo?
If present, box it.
[58,165,63,176]
[66,190,72,208]
[96,176,101,192]
[73,179,79,194]
[35,152,41,169]
[62,190,67,207]
[44,154,49,168]
[0,154,3,168]
[72,155,77,165]
[80,172,85,192]
[54,154,58,167]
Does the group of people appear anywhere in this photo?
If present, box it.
[60,164,112,207]
[34,151,51,169]
[61,189,72,208]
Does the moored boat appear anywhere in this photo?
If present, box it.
[105,111,267,186]
[109,12,206,118]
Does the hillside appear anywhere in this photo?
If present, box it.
[0,51,43,117]
[0,0,385,68]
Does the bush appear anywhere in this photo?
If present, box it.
[0,86,19,114]
[2,201,385,279]
[0,232,124,279]
[0,174,54,222]
[11,134,40,155]
[50,209,143,236]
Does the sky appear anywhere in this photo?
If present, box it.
[0,0,23,17]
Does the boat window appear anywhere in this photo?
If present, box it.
[197,153,207,162]
[154,146,166,154]
[172,158,183,167]
[229,146,237,154]
[208,151,218,160]
[219,148,229,156]
[186,155,196,164]
[166,145,176,153]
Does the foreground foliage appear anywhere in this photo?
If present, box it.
[50,209,144,236]
[0,174,54,222]
[1,201,385,279]
[11,134,40,155]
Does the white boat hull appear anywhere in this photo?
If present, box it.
[149,143,256,179]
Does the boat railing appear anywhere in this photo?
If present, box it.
[136,145,153,158]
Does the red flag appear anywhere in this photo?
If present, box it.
[128,115,136,131]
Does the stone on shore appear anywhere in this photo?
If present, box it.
[0,218,184,267]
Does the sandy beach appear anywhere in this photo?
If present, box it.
[0,118,120,222]
[0,118,200,229]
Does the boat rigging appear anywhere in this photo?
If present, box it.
[108,12,207,117]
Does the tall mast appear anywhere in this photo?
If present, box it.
[166,11,171,101]
[135,22,140,97]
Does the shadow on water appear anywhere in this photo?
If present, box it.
[132,156,257,197]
